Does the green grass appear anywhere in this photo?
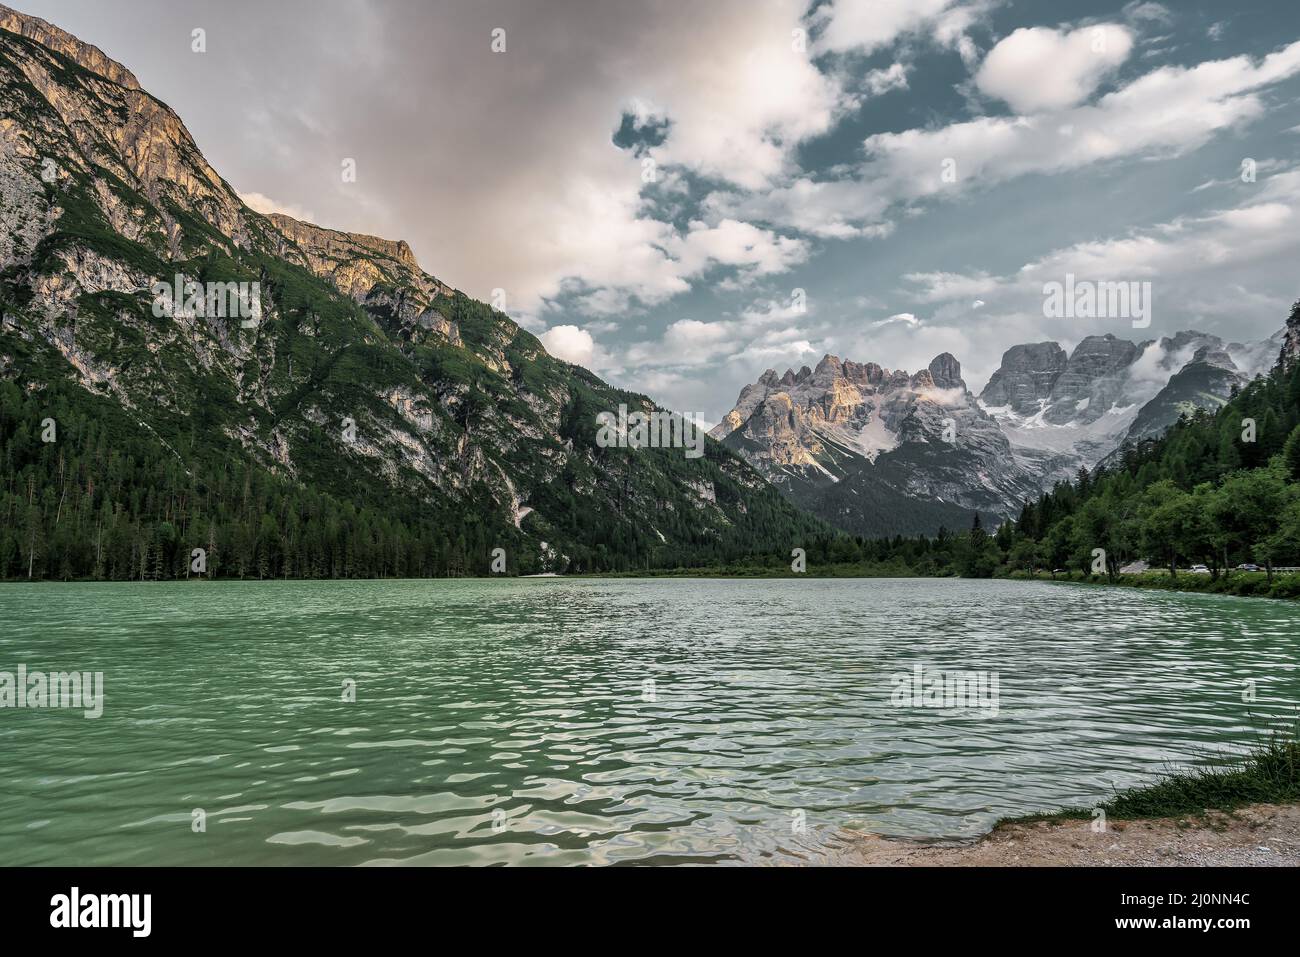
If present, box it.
[1020,568,1300,600]
[1004,727,1300,826]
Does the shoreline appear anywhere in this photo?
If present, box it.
[4,570,1300,603]
[836,803,1300,866]
[836,731,1300,865]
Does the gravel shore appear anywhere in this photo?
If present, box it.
[834,803,1300,866]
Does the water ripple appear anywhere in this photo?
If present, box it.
[1,578,1298,865]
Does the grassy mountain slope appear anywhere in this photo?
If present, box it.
[0,7,826,579]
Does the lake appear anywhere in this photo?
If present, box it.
[1,578,1298,865]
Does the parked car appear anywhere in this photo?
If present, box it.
[1189,564,1210,574]
[1235,563,1261,572]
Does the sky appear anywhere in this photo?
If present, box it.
[16,0,1300,424]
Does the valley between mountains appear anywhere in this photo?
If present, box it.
[0,2,1287,576]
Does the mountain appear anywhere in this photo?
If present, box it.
[710,352,1040,537]
[981,331,1276,485]
[717,327,1281,537]
[978,342,1068,415]
[0,4,826,579]
[1121,343,1243,445]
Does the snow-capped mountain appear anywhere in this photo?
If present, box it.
[710,353,1041,537]
[715,328,1282,537]
[980,331,1278,485]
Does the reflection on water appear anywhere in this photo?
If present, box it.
[1,578,1297,865]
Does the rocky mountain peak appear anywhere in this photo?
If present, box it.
[0,3,141,89]
[979,341,1068,414]
[711,344,1037,536]
[711,311,1284,537]
[1163,329,1222,353]
[927,353,964,390]
[814,353,844,378]
[1191,344,1237,371]
[266,214,419,268]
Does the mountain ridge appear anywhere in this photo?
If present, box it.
[711,349,1041,537]
[714,324,1281,537]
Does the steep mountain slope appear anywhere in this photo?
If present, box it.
[0,4,826,578]
[1122,344,1244,444]
[711,352,1040,536]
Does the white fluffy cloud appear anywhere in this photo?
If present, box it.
[721,39,1300,239]
[540,325,596,367]
[975,25,1134,113]
[640,13,847,192]
[817,0,990,55]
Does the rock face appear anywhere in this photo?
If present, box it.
[713,352,1040,537]
[1041,335,1141,425]
[0,5,140,89]
[0,3,822,571]
[980,342,1068,415]
[979,330,1273,489]
[1279,300,1300,372]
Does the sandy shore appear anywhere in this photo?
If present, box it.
[833,803,1300,866]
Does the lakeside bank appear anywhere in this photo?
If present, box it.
[587,565,1300,602]
[841,733,1300,866]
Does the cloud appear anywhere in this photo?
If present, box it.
[670,219,811,278]
[48,0,832,323]
[638,9,848,193]
[550,216,811,319]
[975,25,1134,113]
[903,271,1000,303]
[873,312,922,328]
[615,289,824,379]
[863,62,910,95]
[238,191,315,222]
[1122,2,1174,25]
[816,0,995,55]
[899,167,1300,378]
[540,325,596,368]
[720,39,1300,239]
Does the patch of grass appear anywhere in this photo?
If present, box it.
[1030,569,1300,601]
[1003,727,1300,826]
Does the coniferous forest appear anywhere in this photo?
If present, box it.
[0,368,827,580]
